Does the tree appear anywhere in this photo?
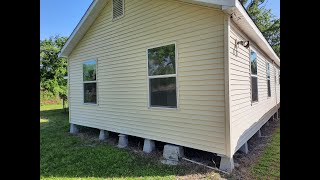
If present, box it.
[240,0,280,57]
[40,35,68,100]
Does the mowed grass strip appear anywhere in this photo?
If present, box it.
[251,123,280,179]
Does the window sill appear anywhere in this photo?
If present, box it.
[83,103,98,106]
[251,101,259,106]
[148,106,178,111]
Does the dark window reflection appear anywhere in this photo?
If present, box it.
[267,80,271,97]
[251,77,258,102]
[84,83,97,103]
[250,51,257,75]
[150,77,176,108]
[148,44,176,76]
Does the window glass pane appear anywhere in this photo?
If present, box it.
[267,80,271,97]
[150,77,176,107]
[83,60,96,81]
[250,51,257,75]
[84,83,97,103]
[148,44,175,76]
[251,76,258,102]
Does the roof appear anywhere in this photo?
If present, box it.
[58,0,279,67]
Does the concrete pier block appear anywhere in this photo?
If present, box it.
[238,142,249,154]
[117,134,128,148]
[161,144,184,165]
[255,129,262,137]
[143,139,155,153]
[270,115,274,121]
[99,129,109,141]
[219,156,234,172]
[274,112,278,120]
[70,123,78,134]
[265,121,270,126]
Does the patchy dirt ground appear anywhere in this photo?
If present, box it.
[231,118,280,180]
[76,118,280,180]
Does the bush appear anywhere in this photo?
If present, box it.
[40,90,61,105]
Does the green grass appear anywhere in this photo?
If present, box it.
[41,104,280,180]
[251,123,280,179]
[40,104,218,180]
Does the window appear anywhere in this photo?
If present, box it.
[113,0,124,20]
[250,50,258,102]
[266,62,271,97]
[148,44,177,108]
[83,60,97,104]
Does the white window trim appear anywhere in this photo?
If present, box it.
[146,42,179,110]
[266,62,271,98]
[112,0,125,21]
[278,70,280,84]
[250,48,258,104]
[83,59,98,105]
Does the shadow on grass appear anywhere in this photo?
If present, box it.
[40,108,217,180]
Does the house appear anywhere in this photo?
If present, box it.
[58,0,280,172]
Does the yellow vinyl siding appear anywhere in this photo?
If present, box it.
[229,21,280,155]
[68,0,226,155]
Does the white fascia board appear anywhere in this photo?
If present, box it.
[58,0,105,58]
[182,0,235,6]
[234,0,280,65]
[222,1,280,66]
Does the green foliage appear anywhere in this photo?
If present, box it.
[83,61,96,81]
[40,35,68,102]
[40,90,61,105]
[241,0,280,57]
[148,44,175,76]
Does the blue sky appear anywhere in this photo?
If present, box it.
[40,0,279,40]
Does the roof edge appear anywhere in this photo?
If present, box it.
[59,0,280,67]
[222,0,280,66]
[235,0,279,64]
[58,0,102,58]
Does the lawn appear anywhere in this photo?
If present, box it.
[40,104,280,180]
[251,123,280,179]
[40,104,222,180]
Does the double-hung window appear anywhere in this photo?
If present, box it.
[266,62,271,97]
[83,60,97,104]
[147,44,177,108]
[250,50,258,102]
